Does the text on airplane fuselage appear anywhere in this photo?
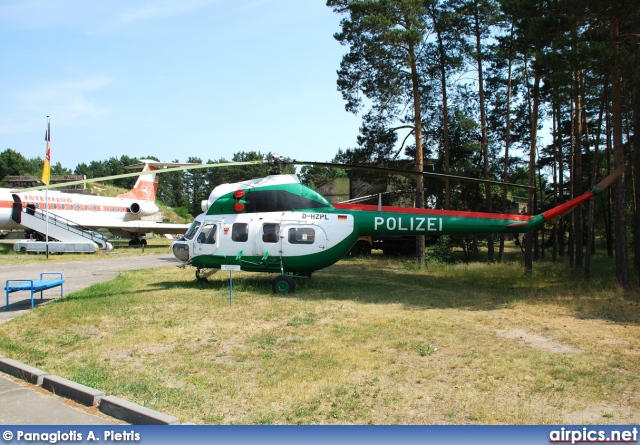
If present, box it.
[374,216,443,232]
[21,195,73,203]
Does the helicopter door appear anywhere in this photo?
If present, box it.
[193,221,219,255]
[259,223,282,259]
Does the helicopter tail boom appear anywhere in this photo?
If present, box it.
[333,165,624,237]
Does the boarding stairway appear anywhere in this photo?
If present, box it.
[11,195,111,250]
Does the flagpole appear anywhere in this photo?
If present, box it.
[43,116,51,259]
[45,189,49,259]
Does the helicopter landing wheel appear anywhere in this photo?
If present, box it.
[272,275,295,294]
[195,269,207,283]
[195,268,217,283]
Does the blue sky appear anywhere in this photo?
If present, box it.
[0,0,362,170]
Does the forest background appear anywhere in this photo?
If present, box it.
[1,0,638,290]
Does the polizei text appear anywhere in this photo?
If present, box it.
[374,216,443,232]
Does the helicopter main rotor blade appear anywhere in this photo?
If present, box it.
[289,160,535,190]
[14,156,537,193]
[13,161,265,193]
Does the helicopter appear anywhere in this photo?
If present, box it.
[17,157,624,294]
[168,159,625,293]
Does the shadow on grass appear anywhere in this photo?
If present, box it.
[138,256,640,326]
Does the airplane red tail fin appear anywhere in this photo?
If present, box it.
[117,161,158,201]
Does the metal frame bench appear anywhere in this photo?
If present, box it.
[5,272,65,310]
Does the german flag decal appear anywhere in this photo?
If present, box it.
[338,215,347,221]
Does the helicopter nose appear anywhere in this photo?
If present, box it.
[172,241,190,262]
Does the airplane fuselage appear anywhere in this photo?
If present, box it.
[0,188,159,231]
[0,161,193,239]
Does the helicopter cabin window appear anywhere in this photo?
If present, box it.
[232,223,248,242]
[262,224,280,243]
[197,223,217,244]
[184,221,202,241]
[288,228,315,244]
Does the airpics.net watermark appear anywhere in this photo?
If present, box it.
[550,427,638,444]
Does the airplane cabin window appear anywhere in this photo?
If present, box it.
[232,223,248,242]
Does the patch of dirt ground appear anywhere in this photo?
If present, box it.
[495,328,583,354]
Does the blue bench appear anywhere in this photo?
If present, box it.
[5,272,65,310]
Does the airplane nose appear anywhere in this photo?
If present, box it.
[172,241,190,262]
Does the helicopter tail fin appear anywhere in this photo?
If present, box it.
[505,165,625,232]
[541,165,625,223]
[116,160,159,201]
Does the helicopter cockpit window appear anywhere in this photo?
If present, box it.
[232,223,248,242]
[262,224,280,243]
[184,221,202,241]
[288,228,315,244]
[197,223,217,244]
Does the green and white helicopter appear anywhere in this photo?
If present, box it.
[168,158,624,293]
[19,157,623,294]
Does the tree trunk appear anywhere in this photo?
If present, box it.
[525,70,540,275]
[436,31,451,211]
[409,40,426,267]
[604,87,614,256]
[568,96,575,268]
[573,66,584,268]
[585,87,605,281]
[537,151,545,259]
[634,84,640,279]
[611,17,629,289]
[552,99,559,262]
[499,26,514,262]
[474,2,493,262]
[557,100,566,259]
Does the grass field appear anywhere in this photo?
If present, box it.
[0,249,638,424]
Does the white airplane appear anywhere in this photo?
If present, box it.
[0,160,189,246]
